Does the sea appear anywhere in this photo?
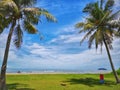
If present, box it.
[6,68,111,74]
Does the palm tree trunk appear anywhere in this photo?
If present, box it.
[103,37,120,83]
[0,21,16,90]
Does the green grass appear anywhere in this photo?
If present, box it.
[7,74,120,90]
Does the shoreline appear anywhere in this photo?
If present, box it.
[6,71,111,75]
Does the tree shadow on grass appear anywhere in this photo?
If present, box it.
[64,78,116,87]
[7,83,35,90]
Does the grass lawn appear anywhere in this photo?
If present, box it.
[7,74,120,90]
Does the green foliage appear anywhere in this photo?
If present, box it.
[116,68,120,75]
[13,24,23,48]
[111,68,120,75]
[75,0,119,50]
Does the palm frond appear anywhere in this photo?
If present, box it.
[0,25,4,34]
[95,29,103,47]
[39,8,57,22]
[115,28,120,37]
[23,7,41,15]
[23,7,40,24]
[0,16,12,34]
[83,3,95,13]
[104,0,114,11]
[0,15,4,34]
[0,0,18,14]
[88,32,96,48]
[97,11,110,27]
[75,21,94,32]
[80,29,94,45]
[87,18,95,23]
[75,22,84,28]
[105,29,113,37]
[84,23,93,30]
[23,20,38,34]
[104,33,113,49]
[23,8,57,23]
[79,29,86,33]
[108,10,120,21]
[13,24,23,48]
[13,0,37,8]
[3,17,12,27]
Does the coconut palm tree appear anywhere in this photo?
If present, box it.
[0,0,56,89]
[75,0,120,83]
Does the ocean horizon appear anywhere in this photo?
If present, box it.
[6,68,111,74]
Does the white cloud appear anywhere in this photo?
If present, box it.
[26,43,56,56]
[50,34,83,44]
[0,28,119,72]
[5,37,119,71]
[49,22,84,44]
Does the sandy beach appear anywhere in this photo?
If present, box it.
[7,71,111,75]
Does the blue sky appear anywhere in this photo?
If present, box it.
[0,0,120,72]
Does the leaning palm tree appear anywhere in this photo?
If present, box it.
[0,0,56,89]
[75,0,120,83]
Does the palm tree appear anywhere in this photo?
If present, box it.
[0,0,56,89]
[75,0,120,83]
